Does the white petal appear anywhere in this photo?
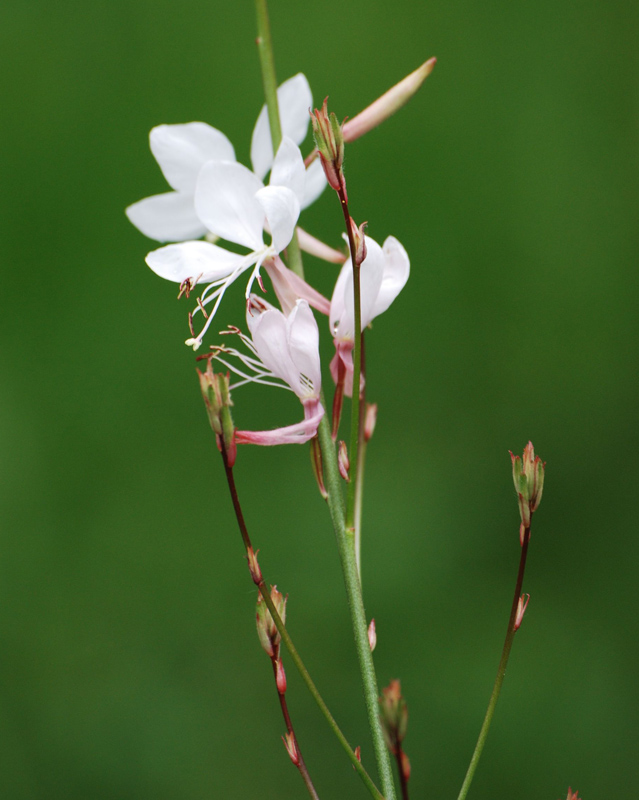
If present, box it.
[371,236,411,317]
[287,301,322,397]
[329,259,352,337]
[329,236,385,339]
[255,185,300,253]
[248,305,300,391]
[269,137,306,205]
[126,191,206,242]
[195,161,265,250]
[146,240,246,284]
[150,123,236,193]
[301,159,327,209]
[251,74,313,180]
[358,237,386,329]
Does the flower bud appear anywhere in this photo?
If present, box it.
[513,593,530,631]
[364,403,378,442]
[338,440,350,481]
[347,217,368,267]
[282,732,299,766]
[400,750,411,782]
[343,58,437,143]
[198,361,236,464]
[510,442,545,530]
[275,658,287,694]
[311,98,346,196]
[247,546,263,585]
[368,618,377,652]
[256,585,286,658]
[564,789,581,800]
[379,679,408,754]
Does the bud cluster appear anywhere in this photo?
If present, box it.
[510,441,545,534]
[256,585,287,659]
[311,98,346,196]
[379,679,408,755]
[198,360,236,465]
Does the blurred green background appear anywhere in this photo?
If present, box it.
[1,0,638,797]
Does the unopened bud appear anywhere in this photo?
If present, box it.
[275,658,287,694]
[311,98,346,196]
[364,403,378,442]
[368,618,377,652]
[198,361,236,464]
[347,217,368,266]
[514,593,530,631]
[338,440,350,481]
[354,746,361,762]
[400,751,411,782]
[247,547,263,585]
[564,789,582,800]
[343,58,436,143]
[510,442,545,531]
[282,732,299,766]
[379,679,408,754]
[256,585,287,657]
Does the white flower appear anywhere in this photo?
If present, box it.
[213,297,324,445]
[330,235,410,396]
[126,74,325,243]
[146,137,306,350]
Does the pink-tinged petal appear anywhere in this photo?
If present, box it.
[269,137,306,205]
[126,191,206,242]
[145,240,246,284]
[286,301,322,397]
[255,185,300,253]
[301,159,327,209]
[251,74,313,180]
[236,402,324,446]
[371,236,410,317]
[265,257,331,317]
[297,227,345,264]
[247,303,299,389]
[195,161,264,250]
[150,123,235,193]
[330,341,360,399]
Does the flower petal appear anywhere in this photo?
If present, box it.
[126,191,206,242]
[329,236,385,339]
[150,122,236,193]
[251,74,313,180]
[236,403,324,445]
[371,236,411,317]
[255,185,300,253]
[301,159,327,209]
[269,137,306,205]
[195,161,265,250]
[286,300,322,397]
[145,240,246,283]
[265,257,331,317]
[247,302,299,390]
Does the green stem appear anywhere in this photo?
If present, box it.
[353,336,367,579]
[456,524,532,800]
[221,443,384,800]
[317,411,397,800]
[254,0,305,279]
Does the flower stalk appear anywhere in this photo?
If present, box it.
[254,0,304,278]
[456,444,546,800]
[218,434,384,800]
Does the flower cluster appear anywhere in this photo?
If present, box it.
[127,72,413,449]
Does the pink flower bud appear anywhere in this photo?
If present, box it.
[347,217,368,267]
[282,732,300,766]
[514,593,530,631]
[197,362,235,461]
[338,440,350,481]
[256,585,286,658]
[275,658,287,694]
[368,618,377,652]
[247,547,263,585]
[564,789,582,800]
[354,746,361,762]
[400,750,411,782]
[364,403,378,442]
[342,58,436,143]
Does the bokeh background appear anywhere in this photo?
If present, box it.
[1,0,638,797]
